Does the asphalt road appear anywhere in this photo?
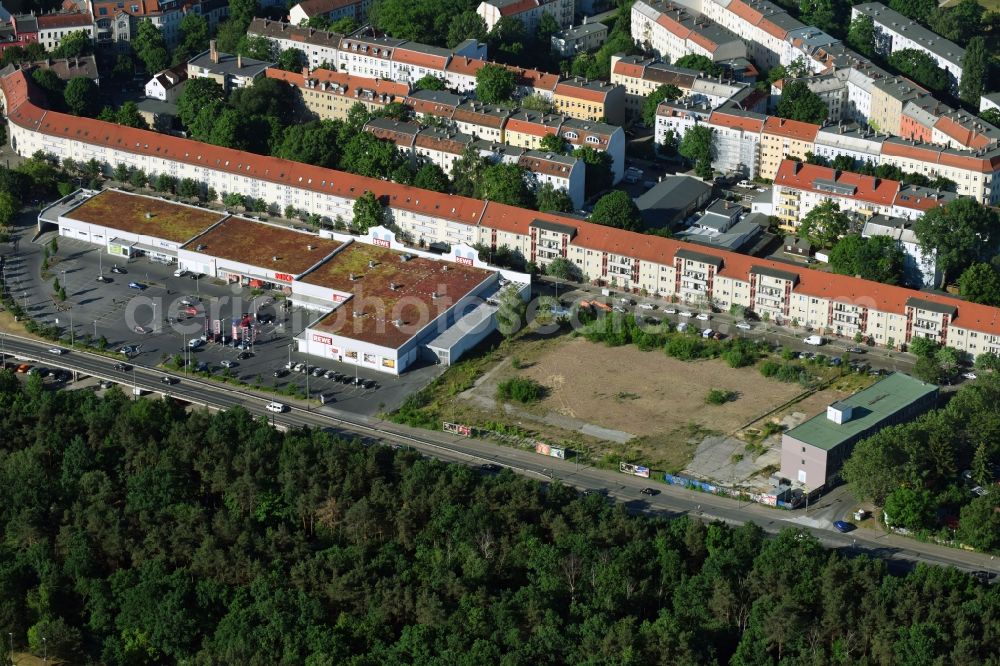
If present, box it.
[3,332,998,580]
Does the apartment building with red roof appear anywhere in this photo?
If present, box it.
[552,77,626,125]
[758,116,821,179]
[7,65,1000,359]
[269,67,408,122]
[772,159,954,231]
[631,0,746,65]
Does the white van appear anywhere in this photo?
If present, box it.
[173,268,187,278]
[803,335,825,346]
[265,401,287,413]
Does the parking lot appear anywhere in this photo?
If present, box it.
[7,232,442,415]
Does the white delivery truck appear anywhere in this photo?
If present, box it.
[803,335,825,346]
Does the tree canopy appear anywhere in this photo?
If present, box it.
[475,63,517,105]
[798,200,850,248]
[63,77,100,117]
[673,54,722,76]
[678,126,714,179]
[591,190,642,232]
[828,234,905,284]
[476,163,533,207]
[958,262,1000,306]
[888,49,951,95]
[914,198,999,288]
[775,80,829,124]
[132,20,169,74]
[642,84,682,126]
[0,376,998,663]
[846,15,875,57]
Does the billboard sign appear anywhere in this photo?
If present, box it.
[312,333,333,345]
[620,462,650,478]
[373,238,391,248]
[443,422,472,436]
[534,443,566,459]
[274,272,294,283]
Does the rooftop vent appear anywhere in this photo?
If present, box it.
[145,212,153,219]
[394,318,403,327]
[349,272,356,281]
[368,259,377,268]
[271,255,280,262]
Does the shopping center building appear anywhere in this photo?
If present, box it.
[39,189,525,375]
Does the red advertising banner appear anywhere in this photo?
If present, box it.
[456,256,474,266]
[373,238,391,248]
[274,272,293,283]
[312,333,333,345]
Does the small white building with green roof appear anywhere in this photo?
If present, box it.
[780,373,938,491]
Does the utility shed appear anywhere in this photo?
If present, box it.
[780,372,938,490]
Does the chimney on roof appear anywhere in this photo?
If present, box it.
[210,39,218,64]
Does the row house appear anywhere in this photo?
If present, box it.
[8,64,1000,358]
[451,100,510,143]
[758,116,819,180]
[706,109,765,179]
[269,67,409,121]
[552,77,626,125]
[611,54,748,120]
[654,100,710,145]
[477,0,573,33]
[688,0,805,70]
[812,124,884,166]
[852,3,964,93]
[771,159,954,232]
[247,18,343,70]
[631,0,746,64]
[289,0,370,27]
[504,110,564,150]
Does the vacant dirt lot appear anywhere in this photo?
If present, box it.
[507,338,805,437]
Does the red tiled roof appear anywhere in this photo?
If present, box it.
[498,0,540,16]
[391,46,449,70]
[774,160,900,207]
[933,115,994,151]
[505,113,561,137]
[655,12,691,38]
[612,60,646,79]
[687,31,718,52]
[554,79,612,103]
[881,140,1000,173]
[6,67,1000,337]
[36,11,92,29]
[445,56,484,78]
[294,0,360,17]
[708,110,764,133]
[269,67,409,98]
[762,116,819,142]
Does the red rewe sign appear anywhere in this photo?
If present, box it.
[312,334,333,345]
[373,238,391,248]
[456,256,473,266]
[274,272,294,283]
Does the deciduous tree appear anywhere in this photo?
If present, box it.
[352,190,383,233]
[476,63,516,104]
[914,198,999,288]
[591,190,642,232]
[798,200,850,248]
[775,80,828,124]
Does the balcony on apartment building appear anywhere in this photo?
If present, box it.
[912,318,940,332]
[537,247,562,260]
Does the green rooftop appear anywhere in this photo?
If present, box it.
[786,373,938,451]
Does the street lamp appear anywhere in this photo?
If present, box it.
[42,636,46,663]
[93,320,97,339]
[69,305,74,346]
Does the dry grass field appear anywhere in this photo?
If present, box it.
[510,337,807,437]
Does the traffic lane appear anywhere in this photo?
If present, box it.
[5,334,998,576]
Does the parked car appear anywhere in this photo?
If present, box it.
[640,487,660,496]
[15,363,31,373]
[833,520,854,533]
[696,313,711,321]
[847,346,866,353]
[220,360,235,368]
[273,368,288,378]
[664,307,677,314]
[237,351,252,360]
[324,370,338,379]
[311,366,325,377]
[963,372,978,380]
[737,179,753,188]
[196,362,209,372]
[638,303,656,310]
[293,362,306,373]
[173,268,187,278]
[111,265,126,274]
[736,321,752,330]
[678,311,693,318]
[95,275,111,283]
[128,282,145,290]
[803,335,825,346]
[188,338,204,349]
[701,328,714,338]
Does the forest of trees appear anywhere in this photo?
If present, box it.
[1,373,999,664]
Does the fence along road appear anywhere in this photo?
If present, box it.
[3,332,999,579]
